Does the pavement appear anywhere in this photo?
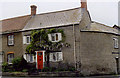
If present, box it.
[0,61,2,77]
[0,75,120,78]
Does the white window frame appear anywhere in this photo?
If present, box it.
[48,33,62,42]
[23,35,31,44]
[26,36,31,44]
[113,38,118,49]
[7,53,14,64]
[8,35,14,46]
[24,54,34,63]
[49,52,63,62]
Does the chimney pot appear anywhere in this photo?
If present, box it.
[81,0,87,10]
[30,5,37,16]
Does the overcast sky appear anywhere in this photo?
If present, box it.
[0,0,119,27]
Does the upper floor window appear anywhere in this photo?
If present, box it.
[113,38,118,49]
[23,35,31,44]
[8,35,14,46]
[48,33,62,42]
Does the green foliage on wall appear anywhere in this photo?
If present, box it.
[26,28,70,54]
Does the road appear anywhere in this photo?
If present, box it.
[1,75,120,78]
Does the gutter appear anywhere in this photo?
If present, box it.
[0,23,80,35]
[80,30,120,36]
[20,23,80,32]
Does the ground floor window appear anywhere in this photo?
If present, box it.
[49,52,63,62]
[7,52,14,64]
[24,53,35,63]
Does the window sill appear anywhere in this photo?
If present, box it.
[114,48,119,49]
[27,61,35,63]
[24,43,30,45]
[8,45,14,46]
[49,60,63,62]
[51,41,60,42]
[8,63,13,64]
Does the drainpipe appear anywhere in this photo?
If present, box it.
[73,24,77,70]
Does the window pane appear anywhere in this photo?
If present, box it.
[52,35,55,41]
[113,38,118,48]
[49,53,53,61]
[53,53,56,61]
[8,40,14,45]
[56,34,58,41]
[57,53,59,61]
[26,37,30,43]
[30,54,33,62]
[38,52,42,56]
[58,52,63,61]
[7,53,14,63]
[9,35,12,39]
[8,35,14,45]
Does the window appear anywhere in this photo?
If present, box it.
[7,53,14,64]
[8,35,14,46]
[113,38,118,49]
[38,52,42,56]
[23,35,31,44]
[48,33,62,42]
[49,52,63,62]
[51,34,55,41]
[24,54,34,63]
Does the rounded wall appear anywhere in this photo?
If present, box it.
[80,32,117,75]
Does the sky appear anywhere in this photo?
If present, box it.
[0,0,119,27]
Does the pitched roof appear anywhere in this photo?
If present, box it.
[89,22,118,34]
[0,15,30,33]
[22,7,83,31]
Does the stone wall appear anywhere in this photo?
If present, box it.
[79,31,118,75]
[22,24,80,68]
[2,32,23,62]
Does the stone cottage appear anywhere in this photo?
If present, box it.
[0,0,120,75]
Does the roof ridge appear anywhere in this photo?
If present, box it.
[1,15,31,21]
[37,7,81,16]
[93,21,114,29]
[1,7,81,21]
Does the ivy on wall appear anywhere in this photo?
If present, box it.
[26,28,70,54]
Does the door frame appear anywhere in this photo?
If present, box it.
[35,50,45,69]
[115,57,119,74]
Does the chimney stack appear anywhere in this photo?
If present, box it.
[81,0,87,10]
[30,5,37,16]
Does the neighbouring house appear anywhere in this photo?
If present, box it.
[0,0,120,75]
[0,15,31,64]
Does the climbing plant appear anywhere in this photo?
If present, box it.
[26,28,70,54]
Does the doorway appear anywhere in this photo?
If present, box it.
[36,51,45,70]
[115,57,119,74]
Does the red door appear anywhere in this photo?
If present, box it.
[37,52,43,69]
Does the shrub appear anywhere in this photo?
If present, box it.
[2,62,8,72]
[2,62,16,72]
[68,67,75,71]
[22,69,28,72]
[12,56,27,71]
[42,67,50,72]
